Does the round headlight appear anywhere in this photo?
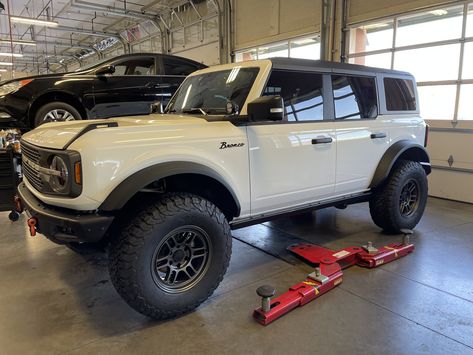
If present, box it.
[49,156,69,192]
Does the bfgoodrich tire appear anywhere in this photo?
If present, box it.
[369,160,428,234]
[109,193,232,319]
[34,101,82,127]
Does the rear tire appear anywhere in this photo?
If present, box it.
[109,193,232,320]
[369,160,428,234]
[34,102,82,127]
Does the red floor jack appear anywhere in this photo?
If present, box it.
[253,229,415,325]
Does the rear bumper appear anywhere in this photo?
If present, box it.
[17,182,114,243]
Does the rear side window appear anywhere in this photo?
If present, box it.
[263,70,324,122]
[163,57,201,76]
[332,75,377,120]
[384,78,416,111]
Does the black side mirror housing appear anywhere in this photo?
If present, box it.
[247,95,284,122]
[150,101,164,114]
[96,65,115,76]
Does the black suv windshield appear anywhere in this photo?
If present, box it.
[166,67,259,115]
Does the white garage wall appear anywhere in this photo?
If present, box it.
[234,0,322,50]
[172,41,220,65]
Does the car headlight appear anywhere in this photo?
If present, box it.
[49,155,70,193]
[0,79,33,96]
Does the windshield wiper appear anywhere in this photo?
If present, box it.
[182,107,208,115]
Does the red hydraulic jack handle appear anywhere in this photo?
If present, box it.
[253,229,415,325]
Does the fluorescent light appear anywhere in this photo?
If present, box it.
[10,16,58,27]
[0,52,23,58]
[0,39,36,46]
[429,9,448,16]
[0,69,7,72]
[0,62,13,66]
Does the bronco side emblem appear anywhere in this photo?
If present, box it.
[220,142,245,149]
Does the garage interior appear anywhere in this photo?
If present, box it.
[1,0,473,354]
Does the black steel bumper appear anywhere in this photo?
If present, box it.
[17,182,114,243]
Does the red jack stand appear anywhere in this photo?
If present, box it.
[253,230,414,325]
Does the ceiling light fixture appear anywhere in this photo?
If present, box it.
[429,9,448,16]
[10,16,58,27]
[0,52,23,57]
[0,39,36,46]
[0,69,7,72]
[0,62,13,66]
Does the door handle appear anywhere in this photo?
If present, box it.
[312,137,333,144]
[370,132,387,139]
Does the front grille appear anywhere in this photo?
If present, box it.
[21,141,44,191]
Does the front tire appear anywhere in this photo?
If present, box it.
[109,193,232,319]
[34,102,82,127]
[369,160,428,233]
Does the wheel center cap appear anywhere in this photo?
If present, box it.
[172,249,185,263]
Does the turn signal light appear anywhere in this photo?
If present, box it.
[74,162,82,185]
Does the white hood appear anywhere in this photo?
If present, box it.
[22,114,207,149]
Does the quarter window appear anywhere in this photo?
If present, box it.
[332,75,377,119]
[384,78,416,111]
[263,70,325,122]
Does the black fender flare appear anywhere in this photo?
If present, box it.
[99,161,241,215]
[369,140,431,188]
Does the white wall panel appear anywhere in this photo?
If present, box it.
[172,41,220,66]
[235,0,321,49]
[426,120,473,203]
[348,0,457,24]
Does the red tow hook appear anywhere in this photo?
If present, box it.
[14,196,23,213]
[27,217,38,237]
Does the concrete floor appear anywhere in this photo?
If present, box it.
[1,197,473,355]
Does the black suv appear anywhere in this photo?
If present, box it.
[0,53,206,131]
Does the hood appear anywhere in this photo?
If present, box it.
[0,70,93,85]
[21,114,208,150]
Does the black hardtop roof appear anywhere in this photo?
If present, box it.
[268,57,412,77]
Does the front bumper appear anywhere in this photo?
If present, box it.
[17,182,114,243]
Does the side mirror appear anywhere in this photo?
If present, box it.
[247,95,284,122]
[96,65,115,76]
[150,101,163,114]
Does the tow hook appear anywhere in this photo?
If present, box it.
[27,217,38,237]
[14,196,23,213]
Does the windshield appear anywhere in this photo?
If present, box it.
[166,67,260,115]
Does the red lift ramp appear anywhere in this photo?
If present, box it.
[253,230,414,325]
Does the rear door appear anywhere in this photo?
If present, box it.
[91,56,162,118]
[332,74,389,194]
[247,69,337,215]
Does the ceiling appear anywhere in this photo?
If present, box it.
[0,0,202,73]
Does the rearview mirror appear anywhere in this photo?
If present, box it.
[96,65,115,76]
[247,95,284,122]
[150,101,163,114]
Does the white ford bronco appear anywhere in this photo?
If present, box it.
[18,58,430,319]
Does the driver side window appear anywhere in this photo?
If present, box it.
[98,57,155,76]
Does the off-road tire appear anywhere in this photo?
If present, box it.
[369,160,428,234]
[109,192,232,319]
[34,102,82,127]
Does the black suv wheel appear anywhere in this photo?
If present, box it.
[369,160,428,233]
[109,193,232,319]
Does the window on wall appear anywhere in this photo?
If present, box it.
[235,34,321,62]
[347,4,473,121]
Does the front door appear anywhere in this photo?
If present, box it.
[92,56,163,118]
[247,69,336,215]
